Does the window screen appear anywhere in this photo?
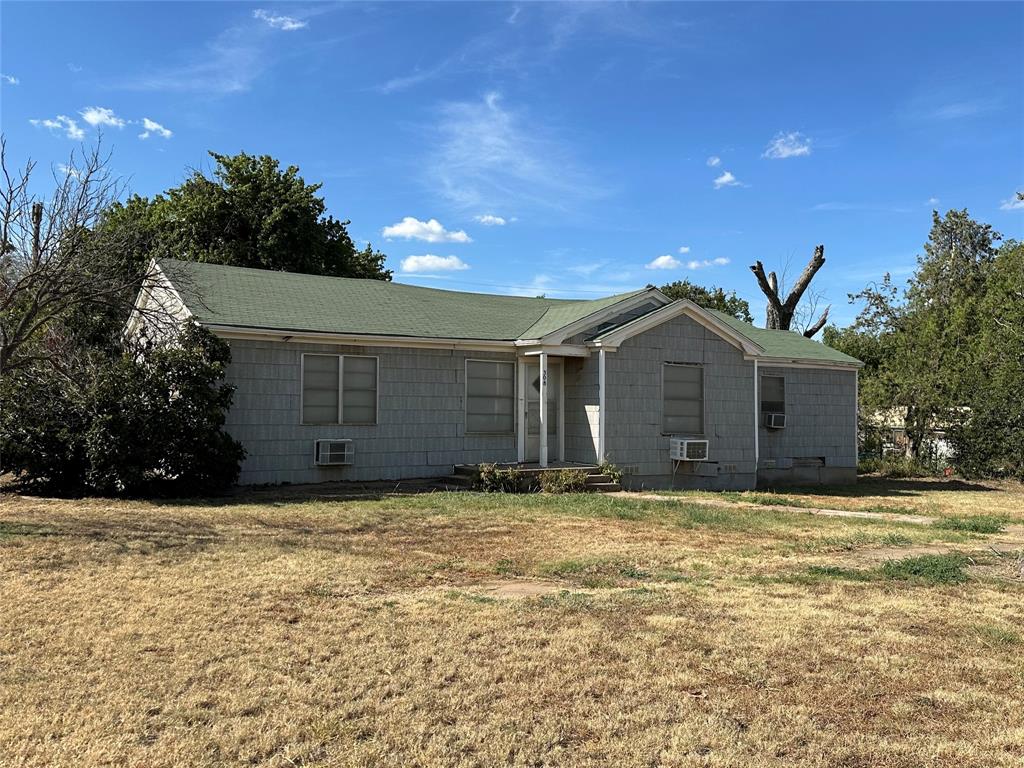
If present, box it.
[302,354,378,425]
[342,356,378,424]
[663,363,703,434]
[302,354,340,424]
[466,360,515,434]
[760,375,785,414]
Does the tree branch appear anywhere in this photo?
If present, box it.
[781,244,826,315]
[803,305,831,338]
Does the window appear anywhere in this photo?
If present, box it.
[663,363,703,434]
[301,354,378,425]
[466,360,515,434]
[760,375,785,414]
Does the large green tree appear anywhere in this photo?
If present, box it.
[658,279,753,323]
[947,239,1024,478]
[97,151,391,282]
[829,210,1022,475]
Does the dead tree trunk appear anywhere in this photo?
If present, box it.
[749,244,831,337]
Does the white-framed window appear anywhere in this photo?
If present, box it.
[465,359,515,435]
[301,353,378,425]
[760,375,785,414]
[663,362,704,435]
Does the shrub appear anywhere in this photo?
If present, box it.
[598,460,623,485]
[862,455,937,478]
[857,456,883,475]
[539,468,590,494]
[475,463,528,493]
[1,325,245,497]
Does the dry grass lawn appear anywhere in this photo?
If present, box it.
[2,478,1023,767]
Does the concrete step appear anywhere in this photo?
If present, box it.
[584,474,612,484]
[586,482,622,493]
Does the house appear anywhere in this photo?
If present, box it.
[132,258,863,490]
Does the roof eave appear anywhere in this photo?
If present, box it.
[590,299,765,356]
[534,287,671,345]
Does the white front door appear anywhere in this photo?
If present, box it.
[523,360,561,463]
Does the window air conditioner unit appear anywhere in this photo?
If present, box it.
[314,439,353,466]
[670,438,709,461]
[764,413,787,429]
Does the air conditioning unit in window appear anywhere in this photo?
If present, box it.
[670,438,709,461]
[314,439,353,466]
[764,413,787,429]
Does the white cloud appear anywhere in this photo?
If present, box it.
[763,131,812,159]
[57,163,82,180]
[1,74,17,85]
[687,257,730,270]
[645,254,681,270]
[678,246,691,254]
[506,273,553,297]
[400,254,471,273]
[430,91,603,213]
[567,260,609,276]
[927,197,940,206]
[706,155,720,167]
[473,214,508,226]
[29,115,84,140]
[138,117,173,139]
[80,106,126,128]
[382,217,472,243]
[999,193,1024,211]
[253,9,307,31]
[713,170,741,189]
[118,20,274,93]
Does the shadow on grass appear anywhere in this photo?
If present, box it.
[0,514,222,554]
[778,478,996,499]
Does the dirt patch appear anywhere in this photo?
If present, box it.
[475,579,566,598]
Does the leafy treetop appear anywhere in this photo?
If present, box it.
[97,151,391,281]
[657,279,753,323]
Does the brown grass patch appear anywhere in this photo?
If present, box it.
[2,482,1023,766]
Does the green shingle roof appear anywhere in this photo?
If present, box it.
[704,309,862,366]
[158,259,646,342]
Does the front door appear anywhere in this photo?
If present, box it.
[523,360,561,463]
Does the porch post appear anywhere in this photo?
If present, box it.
[539,351,549,467]
[516,358,526,463]
[598,348,606,464]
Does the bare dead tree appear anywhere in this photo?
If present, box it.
[749,244,831,337]
[0,137,168,374]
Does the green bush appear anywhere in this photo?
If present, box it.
[857,457,883,475]
[539,468,590,494]
[859,455,936,478]
[474,463,530,493]
[1,325,245,497]
[598,460,623,485]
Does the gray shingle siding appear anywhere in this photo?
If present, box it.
[757,365,857,473]
[563,357,600,464]
[224,340,516,485]
[602,314,756,488]
[221,325,858,487]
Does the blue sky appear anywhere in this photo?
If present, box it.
[3,1,1022,327]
